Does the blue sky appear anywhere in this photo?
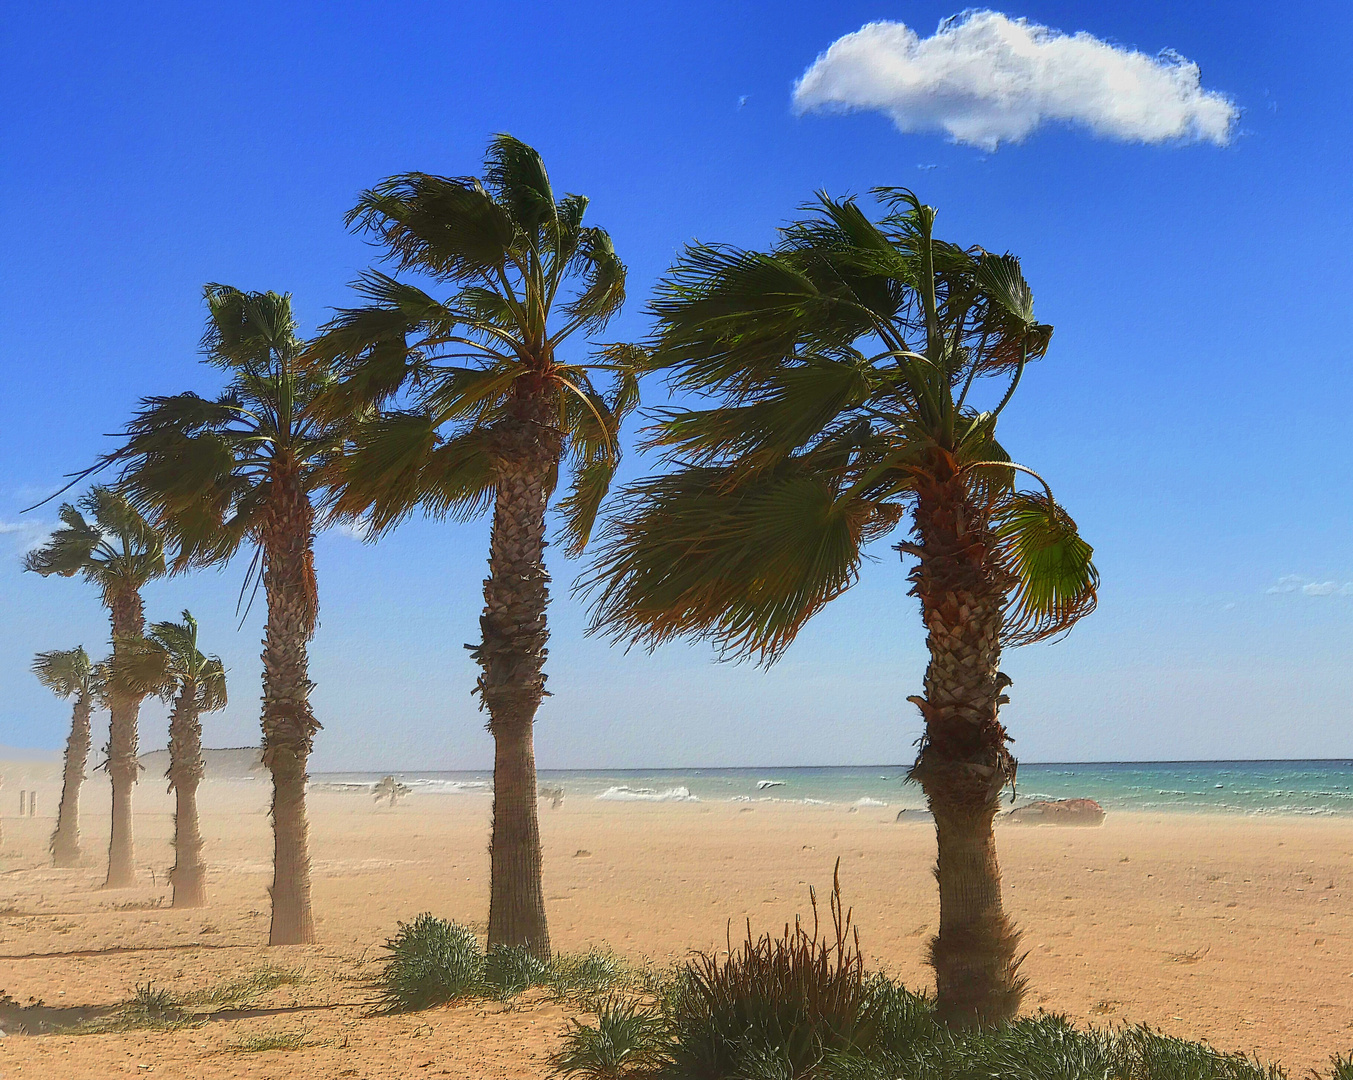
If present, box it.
[2,1,1350,769]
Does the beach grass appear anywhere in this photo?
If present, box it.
[374,913,637,1013]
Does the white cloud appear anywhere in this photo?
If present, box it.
[792,11,1239,150]
[336,519,373,542]
[1267,575,1353,598]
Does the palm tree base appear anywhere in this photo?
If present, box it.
[171,866,208,908]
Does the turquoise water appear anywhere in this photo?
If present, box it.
[315,760,1353,816]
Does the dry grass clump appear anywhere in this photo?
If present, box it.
[196,966,309,1009]
[74,983,194,1034]
[224,1027,309,1053]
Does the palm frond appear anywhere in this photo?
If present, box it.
[202,285,299,371]
[106,635,175,702]
[585,465,889,663]
[483,133,556,236]
[347,172,515,279]
[993,492,1099,647]
[557,457,619,558]
[32,647,93,699]
[197,656,228,712]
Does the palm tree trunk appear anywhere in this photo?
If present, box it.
[908,468,1022,1028]
[50,692,93,868]
[105,589,145,888]
[472,394,560,960]
[167,683,207,907]
[260,465,320,945]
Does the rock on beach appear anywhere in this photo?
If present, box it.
[1005,798,1106,826]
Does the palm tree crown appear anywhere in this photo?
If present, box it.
[109,285,341,622]
[307,132,640,550]
[25,487,167,610]
[32,647,102,702]
[110,611,227,716]
[586,189,1096,660]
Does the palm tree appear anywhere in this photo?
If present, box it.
[110,611,226,907]
[105,285,341,942]
[305,134,640,959]
[25,488,167,887]
[584,190,1098,1026]
[33,647,106,868]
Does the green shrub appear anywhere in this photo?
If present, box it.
[486,943,553,998]
[1325,1055,1353,1080]
[664,864,882,1080]
[1114,1026,1285,1080]
[551,997,669,1080]
[375,913,485,1012]
[551,949,633,1000]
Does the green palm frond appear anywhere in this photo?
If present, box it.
[198,656,228,712]
[585,464,894,662]
[325,415,498,534]
[106,635,176,702]
[32,647,94,700]
[111,611,229,711]
[346,172,515,278]
[484,133,557,234]
[993,493,1099,647]
[203,285,300,369]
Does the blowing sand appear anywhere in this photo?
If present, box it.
[0,762,1349,1077]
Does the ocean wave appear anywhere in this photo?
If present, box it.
[596,785,699,802]
[854,797,888,807]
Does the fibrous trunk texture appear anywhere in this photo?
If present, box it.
[260,463,320,945]
[908,464,1023,1028]
[105,588,146,888]
[50,692,93,868]
[471,390,561,961]
[167,682,207,907]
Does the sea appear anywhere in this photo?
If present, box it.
[312,760,1353,817]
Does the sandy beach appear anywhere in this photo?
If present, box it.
[0,762,1349,1077]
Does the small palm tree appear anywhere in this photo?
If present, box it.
[585,190,1097,1026]
[110,611,226,907]
[106,285,342,942]
[33,647,106,868]
[25,488,166,887]
[306,134,640,959]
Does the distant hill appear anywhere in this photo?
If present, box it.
[138,746,264,780]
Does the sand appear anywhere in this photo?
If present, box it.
[0,763,1349,1077]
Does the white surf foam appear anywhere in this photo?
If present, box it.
[596,785,699,802]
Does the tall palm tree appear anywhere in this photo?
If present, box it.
[33,647,106,868]
[105,285,341,942]
[110,611,226,907]
[585,190,1098,1026]
[25,488,167,887]
[305,134,639,959]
